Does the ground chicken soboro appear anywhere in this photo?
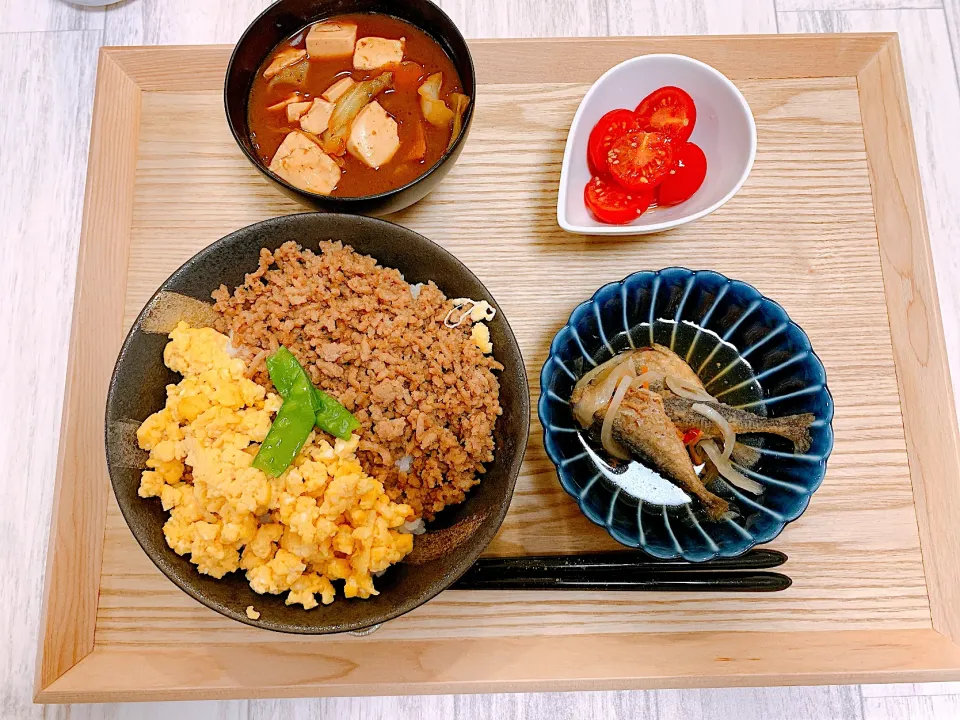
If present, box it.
[212,241,503,520]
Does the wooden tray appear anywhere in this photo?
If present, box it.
[35,34,960,703]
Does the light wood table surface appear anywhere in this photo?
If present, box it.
[2,0,960,718]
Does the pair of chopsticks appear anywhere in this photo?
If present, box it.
[452,548,790,592]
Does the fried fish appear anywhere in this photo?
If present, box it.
[603,387,730,520]
[570,343,816,518]
[653,382,815,453]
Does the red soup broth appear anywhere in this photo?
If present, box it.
[248,13,464,197]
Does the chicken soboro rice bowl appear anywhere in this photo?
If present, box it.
[136,240,503,609]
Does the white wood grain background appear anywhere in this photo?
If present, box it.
[2,0,959,718]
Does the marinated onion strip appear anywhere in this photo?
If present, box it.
[575,354,632,394]
[691,402,735,459]
[665,374,715,402]
[600,375,633,460]
[633,370,662,388]
[574,362,637,427]
[700,439,763,495]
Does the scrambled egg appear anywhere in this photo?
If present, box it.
[137,322,415,608]
[471,323,493,354]
[447,298,495,354]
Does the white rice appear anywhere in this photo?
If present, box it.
[400,518,427,535]
[395,454,413,473]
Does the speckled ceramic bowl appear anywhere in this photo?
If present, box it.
[539,268,833,561]
[106,213,529,633]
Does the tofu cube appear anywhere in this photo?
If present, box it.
[267,94,300,112]
[353,37,405,70]
[268,131,341,195]
[306,21,358,60]
[346,101,400,169]
[263,48,307,79]
[321,76,355,103]
[299,98,334,135]
[286,101,313,123]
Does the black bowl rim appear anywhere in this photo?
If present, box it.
[224,0,477,205]
[537,266,835,561]
[105,212,530,634]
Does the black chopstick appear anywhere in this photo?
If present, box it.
[451,549,790,592]
[453,570,791,592]
[463,548,786,574]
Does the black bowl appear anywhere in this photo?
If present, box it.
[105,213,529,633]
[225,0,476,216]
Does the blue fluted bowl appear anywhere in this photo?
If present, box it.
[539,268,834,561]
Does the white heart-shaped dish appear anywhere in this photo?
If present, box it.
[557,53,757,235]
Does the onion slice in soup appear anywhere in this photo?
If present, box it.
[447,92,470,151]
[321,71,394,155]
[418,73,455,127]
[267,59,308,88]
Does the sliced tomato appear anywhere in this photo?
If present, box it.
[635,86,696,143]
[587,109,641,175]
[606,131,675,190]
[657,142,707,206]
[584,176,652,224]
